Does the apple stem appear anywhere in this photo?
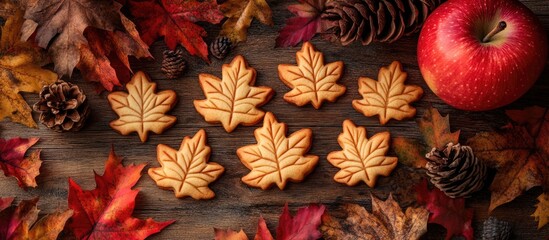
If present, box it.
[482,21,507,43]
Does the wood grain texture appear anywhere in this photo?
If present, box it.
[1,0,548,239]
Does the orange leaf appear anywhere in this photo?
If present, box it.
[108,71,177,142]
[0,198,72,240]
[237,112,319,190]
[220,0,273,43]
[68,148,174,239]
[532,193,549,229]
[148,129,225,199]
[215,228,249,240]
[0,5,57,128]
[393,107,460,168]
[467,106,548,212]
[194,55,273,133]
[327,120,397,187]
[352,61,423,125]
[278,42,345,109]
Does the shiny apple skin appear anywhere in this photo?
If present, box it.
[417,0,547,111]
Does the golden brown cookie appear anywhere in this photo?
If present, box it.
[278,42,345,109]
[148,129,224,199]
[194,55,273,133]
[237,112,319,190]
[327,120,398,187]
[108,71,177,142]
[352,61,423,125]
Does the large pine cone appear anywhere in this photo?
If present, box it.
[322,0,443,45]
[33,80,90,132]
[425,142,487,198]
[161,49,186,79]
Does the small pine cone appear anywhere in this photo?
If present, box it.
[33,80,90,132]
[425,142,487,198]
[161,49,186,79]
[210,36,232,60]
[482,217,512,240]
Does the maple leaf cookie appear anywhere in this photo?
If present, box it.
[148,129,224,199]
[237,112,319,190]
[278,42,345,109]
[108,71,177,142]
[352,61,423,125]
[194,55,273,133]
[327,120,398,187]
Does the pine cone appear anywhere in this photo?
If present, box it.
[210,36,232,60]
[425,142,487,198]
[33,80,90,132]
[322,0,443,45]
[161,49,186,79]
[482,217,512,240]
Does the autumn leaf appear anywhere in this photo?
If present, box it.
[0,3,58,128]
[0,137,41,188]
[108,71,177,142]
[0,197,13,211]
[220,0,273,44]
[0,198,72,240]
[237,112,319,190]
[20,0,126,77]
[214,203,325,240]
[276,0,326,47]
[77,14,151,92]
[149,129,225,199]
[194,55,273,133]
[126,0,223,62]
[327,120,397,187]
[393,107,460,168]
[321,194,429,240]
[68,148,174,239]
[467,106,548,212]
[352,61,423,125]
[416,180,473,240]
[276,203,325,240]
[532,193,548,229]
[214,228,248,240]
[278,42,345,109]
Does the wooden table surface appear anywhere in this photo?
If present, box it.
[1,0,548,239]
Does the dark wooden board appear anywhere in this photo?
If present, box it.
[1,0,548,239]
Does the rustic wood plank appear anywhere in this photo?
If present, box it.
[1,0,548,239]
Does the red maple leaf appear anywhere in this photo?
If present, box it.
[78,14,152,92]
[0,137,41,188]
[215,203,325,240]
[68,148,174,239]
[276,0,326,47]
[416,180,473,240]
[125,0,223,62]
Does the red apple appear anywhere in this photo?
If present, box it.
[417,0,547,111]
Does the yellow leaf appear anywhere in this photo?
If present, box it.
[327,120,398,187]
[352,61,423,125]
[220,0,273,43]
[532,193,548,229]
[148,129,224,199]
[278,42,345,109]
[237,112,319,190]
[194,55,273,133]
[108,71,177,142]
[0,6,58,128]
